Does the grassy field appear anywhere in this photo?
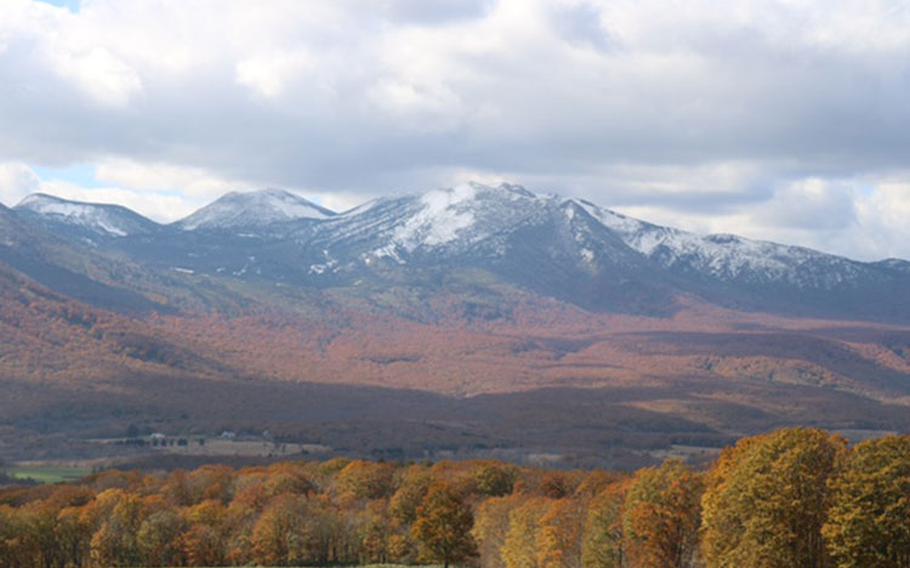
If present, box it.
[6,464,93,484]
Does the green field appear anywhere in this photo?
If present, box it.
[6,464,92,484]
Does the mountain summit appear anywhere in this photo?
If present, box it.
[175,188,336,231]
[14,193,157,237]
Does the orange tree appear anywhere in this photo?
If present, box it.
[412,481,477,568]
[622,459,702,568]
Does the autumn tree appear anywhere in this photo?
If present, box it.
[501,497,548,568]
[537,498,585,568]
[540,472,571,499]
[701,428,846,568]
[251,494,313,566]
[336,460,397,502]
[412,481,477,568]
[390,464,433,528]
[583,481,629,568]
[90,490,146,567]
[0,505,28,568]
[823,435,910,568]
[474,462,519,497]
[137,509,186,567]
[473,496,518,568]
[622,459,702,568]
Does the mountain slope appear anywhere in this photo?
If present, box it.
[14,193,159,238]
[5,182,910,322]
[2,185,910,466]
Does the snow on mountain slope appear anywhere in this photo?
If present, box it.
[282,181,884,293]
[572,199,867,288]
[14,193,157,237]
[4,182,910,320]
[176,188,335,231]
[377,182,549,253]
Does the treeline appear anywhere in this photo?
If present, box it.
[1,428,908,567]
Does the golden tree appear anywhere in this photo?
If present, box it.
[622,459,702,568]
[582,480,629,568]
[701,428,846,568]
[537,498,585,568]
[501,497,548,568]
[473,496,519,568]
[412,481,477,568]
[823,435,910,568]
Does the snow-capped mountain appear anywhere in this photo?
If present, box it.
[572,199,870,289]
[14,193,158,238]
[3,182,910,321]
[301,183,557,262]
[289,182,874,290]
[175,188,336,232]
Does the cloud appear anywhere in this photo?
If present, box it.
[0,0,908,258]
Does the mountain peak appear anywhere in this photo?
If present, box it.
[14,193,155,237]
[176,188,336,231]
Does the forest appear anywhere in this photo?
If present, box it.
[0,428,908,568]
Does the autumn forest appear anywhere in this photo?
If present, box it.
[0,428,908,568]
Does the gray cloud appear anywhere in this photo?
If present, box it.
[0,0,908,259]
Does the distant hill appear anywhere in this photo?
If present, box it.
[1,183,909,468]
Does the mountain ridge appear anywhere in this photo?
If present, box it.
[1,182,910,466]
[4,182,909,322]
[174,187,337,231]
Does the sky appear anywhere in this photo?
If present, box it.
[1,0,909,261]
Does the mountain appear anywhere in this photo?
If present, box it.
[14,193,159,239]
[2,182,910,468]
[174,188,336,232]
[6,182,910,320]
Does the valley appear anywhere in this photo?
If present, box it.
[1,184,909,470]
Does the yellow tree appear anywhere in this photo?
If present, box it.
[0,504,29,568]
[701,428,847,568]
[622,459,702,568]
[537,498,585,568]
[473,496,519,568]
[582,480,630,568]
[251,493,315,566]
[390,464,433,528]
[474,462,519,497]
[412,482,477,568]
[137,509,186,567]
[89,491,146,567]
[182,499,228,566]
[823,435,910,568]
[336,460,396,502]
[501,497,549,568]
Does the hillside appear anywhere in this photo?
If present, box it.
[0,184,908,467]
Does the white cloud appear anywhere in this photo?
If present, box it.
[50,45,142,106]
[0,162,41,204]
[0,0,908,258]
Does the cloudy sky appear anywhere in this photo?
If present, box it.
[1,0,908,260]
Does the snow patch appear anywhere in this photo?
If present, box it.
[178,188,335,231]
[16,194,135,236]
[391,184,477,250]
